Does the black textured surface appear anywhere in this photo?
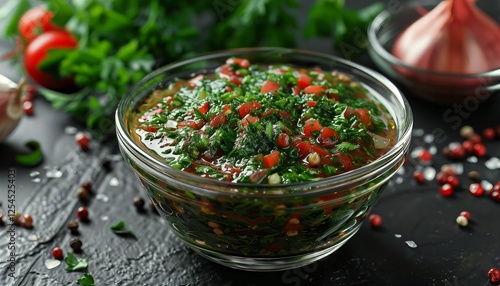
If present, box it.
[1,2,500,285]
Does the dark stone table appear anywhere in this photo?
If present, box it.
[1,2,500,286]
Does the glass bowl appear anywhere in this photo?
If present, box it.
[115,48,413,271]
[367,1,500,104]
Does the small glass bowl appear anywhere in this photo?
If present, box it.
[116,48,413,271]
[368,1,500,104]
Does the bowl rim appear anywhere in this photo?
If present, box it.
[368,2,500,79]
[116,47,413,193]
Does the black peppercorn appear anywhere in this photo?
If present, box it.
[70,237,83,253]
[76,187,89,203]
[101,159,112,172]
[81,181,92,192]
[133,196,146,212]
[68,220,79,234]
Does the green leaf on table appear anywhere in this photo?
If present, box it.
[65,253,88,272]
[110,221,136,238]
[15,141,43,167]
[77,272,95,286]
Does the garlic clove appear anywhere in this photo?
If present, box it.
[0,75,25,143]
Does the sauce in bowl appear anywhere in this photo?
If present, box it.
[132,57,396,185]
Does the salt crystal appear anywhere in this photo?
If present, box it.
[46,168,63,178]
[485,157,500,170]
[64,126,78,135]
[423,166,436,181]
[467,156,478,163]
[395,177,404,184]
[481,180,493,192]
[405,240,418,248]
[413,129,425,137]
[96,194,109,203]
[45,259,61,270]
[27,234,38,241]
[423,134,434,144]
[397,167,406,175]
[429,146,437,155]
[30,171,40,177]
[101,216,109,221]
[395,234,402,238]
[109,177,119,186]
[411,147,424,159]
[32,178,41,183]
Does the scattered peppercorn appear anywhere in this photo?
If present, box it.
[468,171,481,182]
[440,184,453,197]
[459,211,471,220]
[369,214,382,228]
[77,207,89,222]
[417,149,432,164]
[76,187,90,203]
[67,220,79,234]
[455,215,468,227]
[483,128,496,141]
[460,125,474,138]
[81,181,92,192]
[488,268,500,284]
[52,247,63,260]
[489,182,500,203]
[22,214,33,229]
[13,211,21,225]
[468,183,484,197]
[473,143,487,158]
[412,170,425,184]
[22,100,34,116]
[75,132,91,152]
[462,140,474,154]
[70,237,83,253]
[443,143,465,160]
[0,211,4,225]
[25,84,37,99]
[133,196,146,212]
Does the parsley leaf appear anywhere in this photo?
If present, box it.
[65,253,88,272]
[77,273,95,286]
[110,221,136,238]
[336,142,359,152]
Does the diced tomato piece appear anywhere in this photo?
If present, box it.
[296,141,312,157]
[226,57,250,68]
[197,101,210,114]
[297,73,312,90]
[336,152,353,172]
[304,85,326,95]
[277,133,290,148]
[311,144,330,156]
[141,126,159,132]
[263,151,280,168]
[238,102,254,118]
[279,110,290,118]
[261,80,280,94]
[261,109,276,117]
[306,101,317,108]
[223,104,232,114]
[210,112,226,127]
[292,86,301,95]
[303,119,323,137]
[321,127,338,138]
[226,86,233,92]
[355,108,372,126]
[252,100,262,108]
[140,108,163,121]
[230,76,242,85]
[327,92,340,101]
[343,107,355,119]
[177,120,197,129]
[240,115,260,126]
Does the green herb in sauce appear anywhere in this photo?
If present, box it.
[134,57,396,184]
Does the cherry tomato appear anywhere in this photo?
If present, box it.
[18,6,61,42]
[23,31,78,90]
